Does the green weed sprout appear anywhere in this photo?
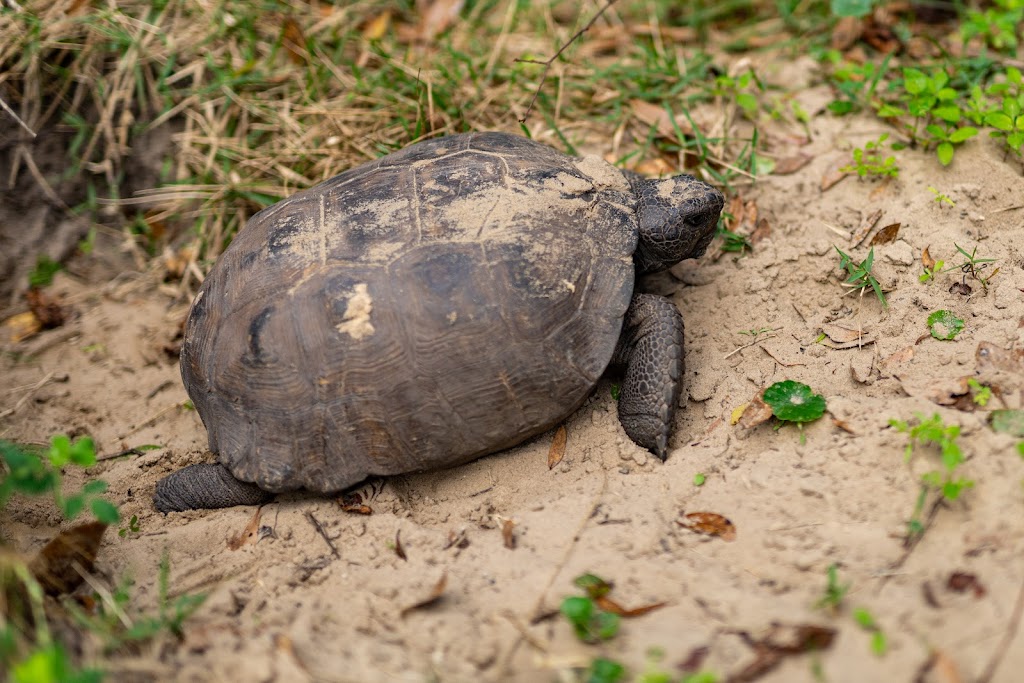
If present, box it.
[927,310,965,340]
[853,608,888,656]
[842,133,899,179]
[815,563,850,611]
[890,414,974,539]
[586,658,627,683]
[560,573,620,644]
[952,243,999,290]
[764,381,826,444]
[0,436,119,525]
[834,247,887,307]
[928,187,955,206]
[985,67,1024,156]
[961,0,1023,52]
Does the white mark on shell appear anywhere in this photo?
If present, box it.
[335,283,375,340]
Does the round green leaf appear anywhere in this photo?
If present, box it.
[986,112,1014,131]
[927,310,964,340]
[932,105,960,123]
[937,142,954,165]
[949,126,978,143]
[763,381,827,423]
[90,498,121,524]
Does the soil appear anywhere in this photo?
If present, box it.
[3,100,1024,681]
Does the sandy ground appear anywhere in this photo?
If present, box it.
[3,99,1024,682]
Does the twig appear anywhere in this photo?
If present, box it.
[0,370,57,419]
[0,95,35,137]
[724,332,780,359]
[976,572,1024,683]
[117,404,179,440]
[96,447,159,462]
[304,511,340,559]
[515,0,618,122]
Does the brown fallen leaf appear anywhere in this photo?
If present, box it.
[392,529,406,560]
[870,222,901,245]
[851,208,883,246]
[25,288,67,329]
[29,522,107,595]
[2,311,42,343]
[415,0,464,43]
[738,394,774,429]
[773,153,813,175]
[831,16,863,50]
[281,17,307,64]
[922,246,936,271]
[227,507,264,550]
[749,217,771,245]
[361,10,392,40]
[820,157,850,191]
[679,645,710,673]
[400,571,447,617]
[595,595,667,617]
[820,323,873,347]
[501,519,516,549]
[915,649,964,683]
[548,425,567,469]
[731,623,837,683]
[630,98,695,139]
[340,491,373,515]
[947,571,985,597]
[677,512,737,541]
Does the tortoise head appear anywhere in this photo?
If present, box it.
[632,174,724,275]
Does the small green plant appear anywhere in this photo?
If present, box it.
[825,57,890,115]
[717,227,752,253]
[853,608,888,656]
[890,413,975,539]
[585,657,627,683]
[763,381,827,443]
[0,436,120,525]
[927,310,965,340]
[739,327,773,338]
[876,68,978,165]
[984,67,1024,156]
[28,255,63,289]
[118,514,140,538]
[961,0,1023,52]
[928,186,955,206]
[951,243,999,290]
[815,563,850,611]
[560,574,620,644]
[712,69,763,121]
[967,379,992,407]
[919,258,945,283]
[842,133,899,178]
[834,246,887,307]
[693,473,706,486]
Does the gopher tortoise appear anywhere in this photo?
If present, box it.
[155,132,723,512]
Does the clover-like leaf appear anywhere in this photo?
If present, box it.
[763,381,827,423]
[927,310,964,340]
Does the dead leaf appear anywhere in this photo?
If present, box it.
[2,311,42,343]
[281,17,307,64]
[862,16,901,53]
[400,572,447,617]
[820,323,873,348]
[415,0,464,42]
[870,222,901,245]
[548,426,566,469]
[25,288,67,329]
[501,519,516,549]
[679,645,710,673]
[773,153,813,175]
[831,16,863,50]
[820,157,850,191]
[595,595,667,617]
[738,394,774,429]
[922,246,936,271]
[949,281,972,297]
[630,99,695,139]
[340,491,373,515]
[851,208,883,246]
[395,529,407,560]
[750,217,771,244]
[731,623,837,683]
[946,571,985,597]
[677,512,737,541]
[443,528,469,550]
[361,10,392,40]
[227,507,264,550]
[29,522,107,595]
[632,157,676,176]
[915,649,964,683]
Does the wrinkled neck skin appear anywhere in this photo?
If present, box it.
[630,175,723,275]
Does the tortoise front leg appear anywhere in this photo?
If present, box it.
[612,293,685,460]
[154,463,273,512]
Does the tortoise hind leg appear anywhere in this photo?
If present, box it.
[612,293,685,460]
[154,463,273,512]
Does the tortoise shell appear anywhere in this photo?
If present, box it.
[181,132,643,492]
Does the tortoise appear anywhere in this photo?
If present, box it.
[154,132,723,512]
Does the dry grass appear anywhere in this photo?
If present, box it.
[1,0,775,290]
